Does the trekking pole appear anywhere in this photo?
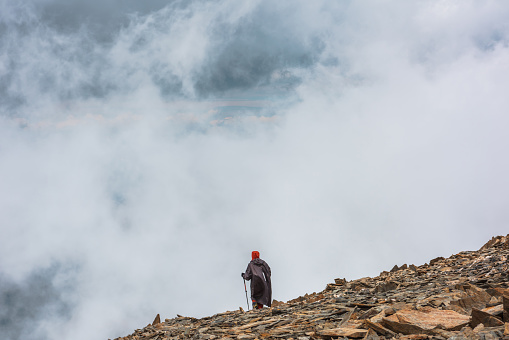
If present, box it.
[243,278,250,311]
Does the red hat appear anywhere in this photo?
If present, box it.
[252,251,260,260]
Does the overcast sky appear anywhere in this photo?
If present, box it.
[1,1,509,339]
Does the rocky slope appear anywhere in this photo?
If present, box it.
[114,235,509,340]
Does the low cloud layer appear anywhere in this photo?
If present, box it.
[1,1,509,339]
[0,264,74,340]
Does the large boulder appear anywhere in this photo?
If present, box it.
[470,308,504,328]
[381,308,471,335]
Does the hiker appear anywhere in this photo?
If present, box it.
[241,251,272,309]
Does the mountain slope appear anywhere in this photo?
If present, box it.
[115,235,509,340]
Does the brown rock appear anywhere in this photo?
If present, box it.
[504,295,509,322]
[505,322,509,335]
[429,257,445,265]
[428,328,456,339]
[480,234,509,250]
[362,328,380,340]
[369,310,388,324]
[335,278,347,285]
[468,284,492,302]
[375,280,398,293]
[317,327,368,338]
[325,283,343,291]
[358,308,379,320]
[237,335,255,339]
[338,307,357,326]
[486,287,509,297]
[382,308,471,335]
[473,323,485,333]
[450,285,492,313]
[447,304,469,315]
[271,299,283,307]
[450,296,484,313]
[383,302,413,316]
[482,304,504,317]
[152,314,160,325]
[363,319,395,337]
[399,335,428,340]
[470,307,504,328]
[487,296,501,306]
[456,326,482,340]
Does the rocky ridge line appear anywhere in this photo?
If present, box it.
[114,235,509,340]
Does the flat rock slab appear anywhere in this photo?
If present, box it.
[317,327,368,338]
[399,335,428,340]
[382,308,471,335]
[471,308,504,328]
[482,304,504,316]
[363,319,395,336]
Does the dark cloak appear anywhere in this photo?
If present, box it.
[243,258,272,307]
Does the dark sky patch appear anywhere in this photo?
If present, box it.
[0,264,76,340]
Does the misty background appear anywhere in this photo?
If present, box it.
[1,1,509,339]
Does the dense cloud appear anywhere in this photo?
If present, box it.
[0,264,74,340]
[0,0,329,115]
[1,1,509,340]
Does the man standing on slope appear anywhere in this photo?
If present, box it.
[242,251,272,309]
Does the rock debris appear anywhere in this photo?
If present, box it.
[114,234,509,340]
